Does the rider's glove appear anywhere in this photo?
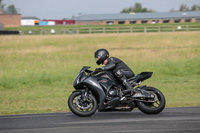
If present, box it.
[94,68,103,74]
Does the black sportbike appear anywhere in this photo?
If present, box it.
[68,66,165,117]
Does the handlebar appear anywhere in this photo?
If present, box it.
[85,69,100,76]
[85,69,93,73]
[85,69,98,76]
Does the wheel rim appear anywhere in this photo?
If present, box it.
[143,91,162,108]
[72,94,94,112]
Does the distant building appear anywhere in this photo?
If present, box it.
[21,16,41,26]
[21,17,76,26]
[43,20,76,25]
[75,11,200,25]
[0,9,21,27]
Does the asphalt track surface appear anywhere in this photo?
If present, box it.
[0,107,200,133]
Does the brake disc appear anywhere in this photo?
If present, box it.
[75,95,92,110]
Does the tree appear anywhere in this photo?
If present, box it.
[0,0,5,10]
[0,1,18,14]
[179,3,189,11]
[191,4,200,11]
[7,4,18,14]
[169,8,175,12]
[121,2,154,13]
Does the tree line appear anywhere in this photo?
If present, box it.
[120,3,155,13]
[121,2,200,13]
[171,3,200,12]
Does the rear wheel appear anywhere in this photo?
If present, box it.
[68,91,98,117]
[136,86,165,114]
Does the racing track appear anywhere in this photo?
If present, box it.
[0,107,200,133]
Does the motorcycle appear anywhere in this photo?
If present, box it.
[68,66,165,117]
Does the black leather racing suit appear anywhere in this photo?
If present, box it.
[101,57,135,90]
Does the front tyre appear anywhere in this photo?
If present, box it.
[137,86,166,114]
[68,91,98,117]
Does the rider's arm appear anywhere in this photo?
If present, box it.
[101,62,116,71]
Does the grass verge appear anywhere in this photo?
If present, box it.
[0,32,200,115]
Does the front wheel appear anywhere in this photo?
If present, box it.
[137,86,166,114]
[68,91,98,117]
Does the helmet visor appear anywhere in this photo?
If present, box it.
[96,57,100,61]
[95,56,101,65]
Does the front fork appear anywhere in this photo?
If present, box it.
[80,88,89,101]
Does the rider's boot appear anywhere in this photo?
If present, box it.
[115,70,134,94]
[122,81,143,94]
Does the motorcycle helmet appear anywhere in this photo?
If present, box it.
[94,49,109,65]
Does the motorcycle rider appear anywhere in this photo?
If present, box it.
[94,49,135,94]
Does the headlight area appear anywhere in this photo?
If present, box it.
[73,71,87,87]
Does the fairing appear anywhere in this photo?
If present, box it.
[73,66,115,109]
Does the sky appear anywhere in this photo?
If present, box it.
[3,0,200,20]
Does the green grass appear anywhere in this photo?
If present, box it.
[0,32,200,115]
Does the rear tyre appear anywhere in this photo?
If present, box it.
[68,91,98,117]
[136,86,165,114]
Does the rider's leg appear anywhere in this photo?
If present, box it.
[114,70,133,94]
